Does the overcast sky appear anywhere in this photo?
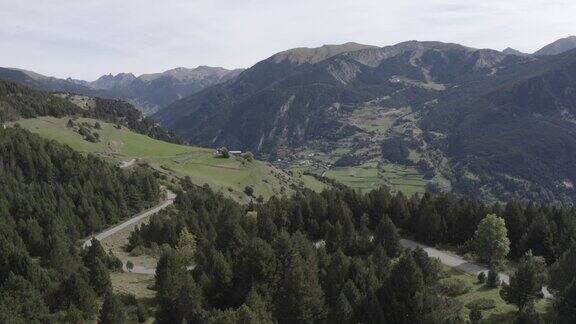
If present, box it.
[1,0,575,80]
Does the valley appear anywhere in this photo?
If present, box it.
[2,19,576,321]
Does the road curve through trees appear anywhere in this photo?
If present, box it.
[400,239,553,299]
[83,188,176,274]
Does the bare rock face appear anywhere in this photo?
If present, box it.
[90,73,136,90]
[534,36,576,56]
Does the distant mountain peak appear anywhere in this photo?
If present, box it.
[138,66,239,82]
[91,72,136,90]
[502,47,530,56]
[271,42,377,65]
[534,35,576,56]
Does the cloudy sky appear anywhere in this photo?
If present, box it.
[1,0,575,80]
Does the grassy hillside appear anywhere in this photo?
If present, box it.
[15,116,326,201]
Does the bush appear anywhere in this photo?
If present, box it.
[470,308,483,324]
[136,302,149,323]
[438,278,471,297]
[477,272,486,284]
[466,298,496,310]
[244,186,254,197]
[242,152,254,162]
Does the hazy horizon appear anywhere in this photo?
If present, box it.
[1,0,575,80]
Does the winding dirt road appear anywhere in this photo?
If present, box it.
[83,188,176,274]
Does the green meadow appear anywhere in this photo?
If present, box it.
[16,116,325,201]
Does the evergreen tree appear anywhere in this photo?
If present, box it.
[331,292,353,323]
[379,253,425,323]
[412,247,441,285]
[0,274,48,323]
[89,258,112,296]
[501,251,547,312]
[176,227,197,266]
[274,249,326,323]
[99,292,125,324]
[556,280,576,324]
[374,215,401,257]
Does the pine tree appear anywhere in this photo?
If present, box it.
[89,258,112,296]
[501,251,546,312]
[379,253,425,323]
[359,291,386,324]
[374,215,401,257]
[331,292,353,323]
[99,292,125,324]
[412,247,441,285]
[556,280,576,324]
[274,249,326,323]
[176,227,197,266]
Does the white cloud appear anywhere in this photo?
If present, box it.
[0,0,574,80]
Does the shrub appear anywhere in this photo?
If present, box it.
[466,298,496,310]
[438,278,471,296]
[477,272,486,284]
[244,186,254,197]
[126,260,134,272]
[242,152,254,162]
[470,308,483,324]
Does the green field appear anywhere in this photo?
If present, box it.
[443,267,552,323]
[15,116,326,201]
[326,161,427,195]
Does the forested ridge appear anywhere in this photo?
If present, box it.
[0,80,181,143]
[0,126,161,322]
[129,178,576,323]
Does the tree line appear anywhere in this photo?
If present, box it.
[0,79,181,143]
[130,180,576,323]
[0,126,161,322]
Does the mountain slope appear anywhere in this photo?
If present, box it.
[534,36,576,56]
[421,49,576,201]
[0,79,325,201]
[0,79,180,143]
[155,41,525,155]
[155,40,576,202]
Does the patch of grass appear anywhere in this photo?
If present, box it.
[442,266,553,323]
[110,272,155,299]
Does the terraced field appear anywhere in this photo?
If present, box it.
[326,160,427,195]
[15,116,326,201]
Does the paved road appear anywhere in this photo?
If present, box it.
[83,188,176,274]
[400,239,553,299]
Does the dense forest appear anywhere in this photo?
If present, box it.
[0,80,181,143]
[0,126,161,322]
[130,179,576,323]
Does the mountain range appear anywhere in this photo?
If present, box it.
[2,36,576,203]
[153,36,576,203]
[0,65,243,115]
